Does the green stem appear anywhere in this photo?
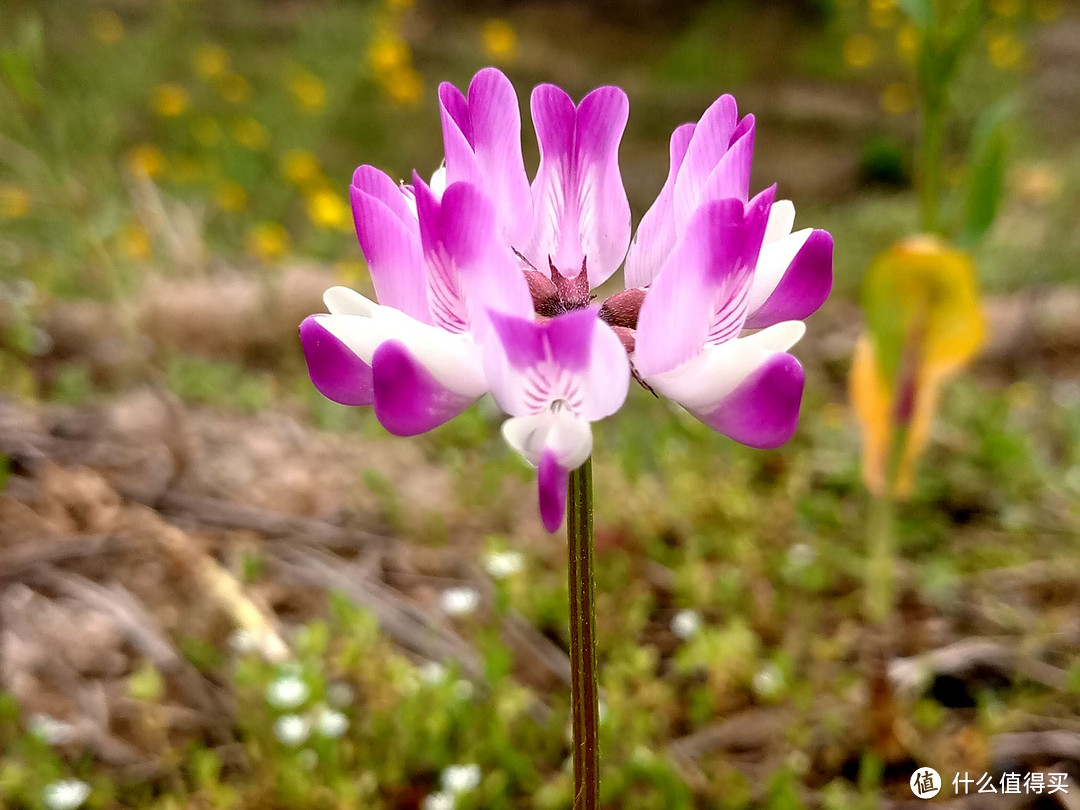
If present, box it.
[865,424,909,626]
[865,492,894,627]
[567,458,599,810]
[918,99,945,234]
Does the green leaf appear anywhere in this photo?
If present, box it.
[959,103,1012,246]
[896,0,934,29]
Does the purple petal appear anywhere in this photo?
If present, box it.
[698,114,755,208]
[537,449,568,532]
[672,95,739,229]
[488,308,595,372]
[624,123,695,289]
[579,320,631,421]
[300,316,374,406]
[351,165,418,227]
[526,84,631,287]
[693,352,804,448]
[371,340,474,436]
[439,68,532,247]
[745,229,834,329]
[634,198,755,378]
[350,173,428,322]
[414,177,532,334]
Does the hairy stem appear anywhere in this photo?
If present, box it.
[567,458,599,810]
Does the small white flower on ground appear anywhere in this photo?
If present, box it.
[317,707,349,738]
[423,791,456,810]
[752,663,784,698]
[420,661,448,684]
[670,609,702,640]
[273,714,310,746]
[441,763,482,794]
[266,675,310,709]
[327,681,354,707]
[440,586,480,616]
[42,779,90,810]
[30,713,77,745]
[483,550,524,579]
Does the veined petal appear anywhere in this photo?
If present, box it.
[624,123,695,289]
[350,169,428,322]
[438,69,532,247]
[672,95,738,229]
[745,229,834,329]
[414,178,532,335]
[372,340,478,436]
[634,197,760,378]
[646,321,807,448]
[696,114,755,210]
[526,84,631,287]
[299,316,374,406]
[484,308,630,420]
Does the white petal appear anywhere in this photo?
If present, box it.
[324,286,378,316]
[645,324,805,413]
[746,228,812,314]
[501,413,549,466]
[429,163,448,198]
[546,408,593,470]
[763,200,796,245]
[500,408,592,470]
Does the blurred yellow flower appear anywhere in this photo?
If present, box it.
[896,24,919,61]
[288,71,327,112]
[280,149,321,187]
[880,83,914,115]
[232,118,270,151]
[869,0,896,29]
[1034,0,1065,22]
[368,36,409,74]
[987,32,1023,69]
[120,223,152,260]
[1014,163,1063,203]
[0,185,31,219]
[191,115,222,147]
[151,83,190,117]
[384,67,424,107]
[216,181,249,211]
[217,73,251,104]
[247,222,290,260]
[306,188,351,231]
[91,11,125,45]
[127,144,166,178]
[481,19,519,63]
[843,35,877,69]
[990,0,1020,17]
[851,237,984,497]
[194,44,229,79]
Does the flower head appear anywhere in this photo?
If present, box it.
[266,675,310,709]
[441,763,482,793]
[300,69,831,531]
[273,714,310,746]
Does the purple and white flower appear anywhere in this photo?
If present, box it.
[300,68,832,532]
